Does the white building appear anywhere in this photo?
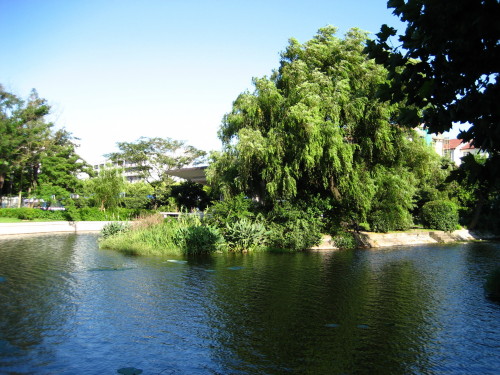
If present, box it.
[443,139,484,165]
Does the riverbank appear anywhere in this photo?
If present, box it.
[0,221,123,236]
[310,229,497,250]
[1,222,496,250]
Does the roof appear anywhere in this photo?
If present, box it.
[165,166,208,184]
[444,139,476,150]
[444,139,463,150]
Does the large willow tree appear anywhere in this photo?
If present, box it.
[209,27,444,229]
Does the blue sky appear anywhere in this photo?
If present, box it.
[1,0,415,163]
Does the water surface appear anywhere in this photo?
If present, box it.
[0,234,499,374]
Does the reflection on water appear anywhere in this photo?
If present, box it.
[0,234,499,374]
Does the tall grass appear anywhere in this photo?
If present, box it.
[99,213,225,256]
[99,215,182,256]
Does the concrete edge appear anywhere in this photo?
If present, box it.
[0,221,128,236]
[310,229,497,250]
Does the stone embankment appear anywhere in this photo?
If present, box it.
[0,221,120,236]
[310,229,495,250]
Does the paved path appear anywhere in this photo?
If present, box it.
[0,221,124,236]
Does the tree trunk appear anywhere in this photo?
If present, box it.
[329,175,342,201]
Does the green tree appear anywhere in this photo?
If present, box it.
[106,137,206,184]
[84,167,125,211]
[34,129,93,202]
[0,87,53,202]
[170,180,211,211]
[366,0,499,150]
[106,137,207,208]
[366,0,500,229]
[122,181,154,210]
[209,27,429,229]
[0,86,22,192]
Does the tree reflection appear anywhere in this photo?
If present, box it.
[0,234,79,364]
[206,249,436,374]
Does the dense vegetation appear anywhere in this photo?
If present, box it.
[366,0,500,232]
[99,197,324,256]
[0,86,92,202]
[3,1,499,252]
[207,27,460,238]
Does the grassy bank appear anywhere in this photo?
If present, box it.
[99,210,323,256]
[99,214,227,256]
[100,221,182,256]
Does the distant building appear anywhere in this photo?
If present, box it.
[88,159,208,184]
[165,166,208,185]
[443,139,485,165]
[90,160,144,183]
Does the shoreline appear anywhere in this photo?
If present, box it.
[310,229,497,250]
[1,223,496,250]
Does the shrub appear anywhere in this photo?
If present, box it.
[369,208,413,233]
[224,218,268,252]
[101,222,131,238]
[265,203,322,251]
[175,225,225,255]
[331,231,358,249]
[204,193,256,229]
[0,208,68,221]
[78,207,107,221]
[421,200,459,231]
[18,208,37,220]
[64,206,81,221]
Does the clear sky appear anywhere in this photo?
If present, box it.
[1,0,412,163]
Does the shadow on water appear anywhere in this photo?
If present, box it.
[201,250,440,374]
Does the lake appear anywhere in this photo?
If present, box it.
[0,233,499,374]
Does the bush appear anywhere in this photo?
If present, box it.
[265,203,322,251]
[78,207,107,221]
[331,231,358,249]
[224,218,268,252]
[0,208,68,221]
[204,193,256,229]
[101,222,131,238]
[369,208,413,233]
[421,200,459,231]
[175,225,225,255]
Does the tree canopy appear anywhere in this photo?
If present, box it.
[208,27,445,229]
[366,0,500,153]
[0,85,90,202]
[106,137,206,184]
[366,0,500,229]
